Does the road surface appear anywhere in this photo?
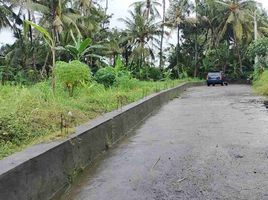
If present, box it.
[61,85,268,200]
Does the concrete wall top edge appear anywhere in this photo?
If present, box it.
[0,82,189,176]
[74,82,188,136]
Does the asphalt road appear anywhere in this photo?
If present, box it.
[61,85,268,200]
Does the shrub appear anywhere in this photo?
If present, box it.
[163,69,172,81]
[95,66,116,87]
[114,56,125,73]
[254,70,268,95]
[148,67,163,81]
[55,60,91,96]
[247,38,268,59]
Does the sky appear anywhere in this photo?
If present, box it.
[0,0,268,46]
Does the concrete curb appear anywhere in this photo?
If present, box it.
[0,82,203,200]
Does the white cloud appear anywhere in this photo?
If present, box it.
[106,0,136,29]
[0,28,15,47]
[257,0,268,10]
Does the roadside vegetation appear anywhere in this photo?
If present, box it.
[0,0,268,157]
[246,37,268,95]
[0,77,196,159]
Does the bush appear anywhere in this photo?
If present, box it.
[253,70,268,95]
[95,66,116,87]
[148,67,163,81]
[247,38,268,59]
[55,60,91,96]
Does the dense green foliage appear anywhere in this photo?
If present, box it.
[248,38,268,58]
[56,60,91,96]
[95,66,116,87]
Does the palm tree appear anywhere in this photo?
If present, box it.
[159,0,168,69]
[0,1,12,30]
[0,1,24,38]
[216,0,256,74]
[74,0,93,13]
[120,3,162,72]
[103,30,123,66]
[26,0,83,42]
[166,0,192,72]
[132,0,162,20]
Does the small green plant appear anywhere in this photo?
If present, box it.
[67,167,84,184]
[95,66,116,87]
[114,56,125,73]
[55,60,91,96]
[163,69,172,81]
[179,70,189,79]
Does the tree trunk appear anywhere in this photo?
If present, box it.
[105,0,108,15]
[113,53,116,66]
[124,46,129,68]
[146,0,151,20]
[41,52,50,79]
[28,10,37,70]
[51,27,56,93]
[223,63,227,74]
[159,0,166,69]
[234,36,243,74]
[176,25,180,75]
[237,44,243,74]
[194,31,198,77]
[51,47,56,94]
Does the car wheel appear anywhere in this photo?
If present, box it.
[221,83,224,86]
[212,84,215,86]
[207,83,210,86]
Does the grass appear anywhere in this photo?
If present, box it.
[0,78,201,159]
[253,70,268,95]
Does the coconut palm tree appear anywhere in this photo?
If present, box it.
[26,0,82,43]
[132,0,162,20]
[120,3,162,71]
[0,0,24,38]
[0,1,12,30]
[216,0,256,73]
[166,0,192,70]
[159,0,169,69]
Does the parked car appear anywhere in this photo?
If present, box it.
[206,71,228,86]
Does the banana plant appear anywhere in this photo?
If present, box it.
[64,31,105,61]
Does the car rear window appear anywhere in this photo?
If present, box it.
[208,72,220,77]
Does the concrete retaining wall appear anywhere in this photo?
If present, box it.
[0,82,202,200]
